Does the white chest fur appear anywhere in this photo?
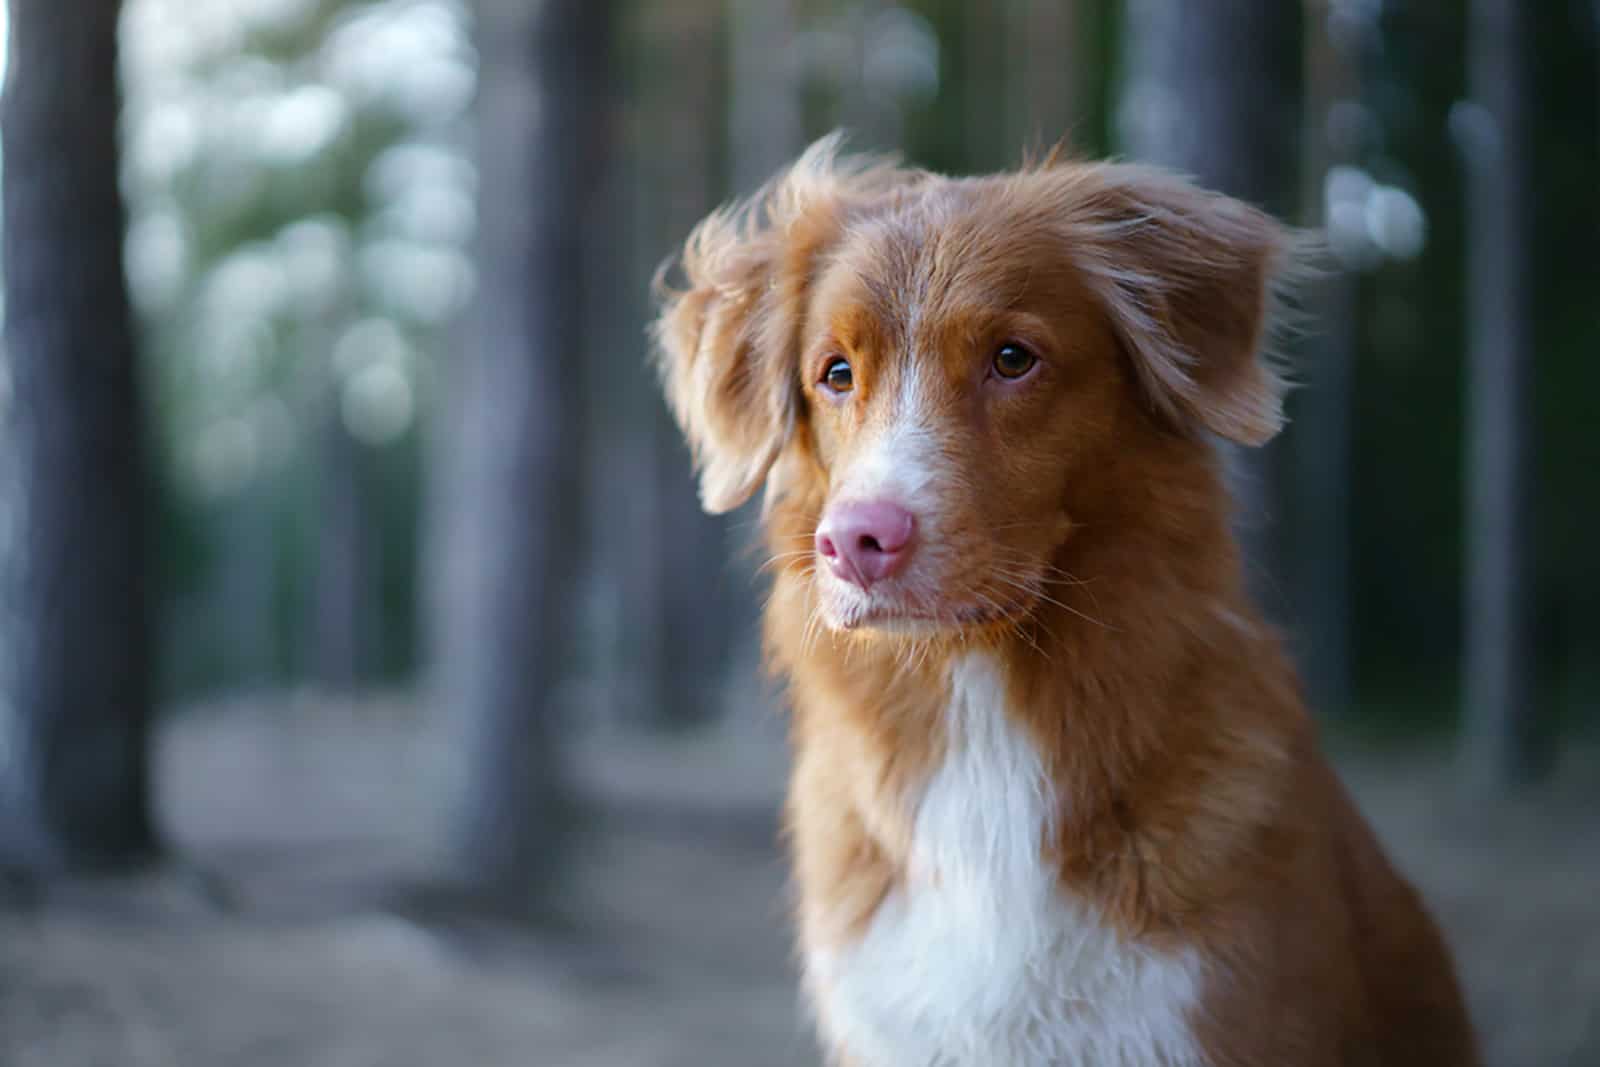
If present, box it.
[808,654,1206,1067]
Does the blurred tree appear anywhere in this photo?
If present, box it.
[1338,7,1468,722]
[962,0,1085,169]
[0,0,158,871]
[611,0,733,729]
[652,0,738,726]
[901,0,1108,173]
[1117,0,1302,231]
[1117,0,1301,613]
[1289,0,1364,717]
[1002,0,1085,157]
[1531,0,1600,727]
[120,0,477,697]
[1459,0,1542,786]
[961,0,1010,169]
[730,0,802,193]
[429,0,611,902]
[311,391,379,686]
[807,1,938,156]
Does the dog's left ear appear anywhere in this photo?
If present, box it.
[1050,165,1297,446]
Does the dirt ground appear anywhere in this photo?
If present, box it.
[1,693,1596,1066]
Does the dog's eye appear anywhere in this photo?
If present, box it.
[821,357,854,394]
[992,343,1037,380]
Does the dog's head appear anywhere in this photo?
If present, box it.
[654,135,1295,637]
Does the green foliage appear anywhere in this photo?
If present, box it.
[121,0,475,697]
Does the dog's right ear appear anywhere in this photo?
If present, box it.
[652,135,908,514]
[651,208,796,515]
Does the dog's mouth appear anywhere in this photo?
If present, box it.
[806,523,1058,636]
[841,604,1005,633]
[821,583,1034,635]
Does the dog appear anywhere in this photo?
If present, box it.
[652,135,1478,1067]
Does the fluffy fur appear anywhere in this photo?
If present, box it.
[652,134,1479,1067]
[810,652,1207,1066]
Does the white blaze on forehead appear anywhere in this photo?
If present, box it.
[831,351,948,512]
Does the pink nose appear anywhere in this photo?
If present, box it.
[815,500,916,589]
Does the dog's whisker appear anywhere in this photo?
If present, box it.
[987,572,1119,633]
[758,550,817,577]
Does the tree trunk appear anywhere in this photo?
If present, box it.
[615,0,732,729]
[1290,1,1359,717]
[729,0,802,195]
[841,0,902,150]
[0,0,157,873]
[721,0,806,717]
[217,486,278,687]
[655,3,730,728]
[962,1,1009,170]
[1004,0,1082,156]
[1460,0,1540,788]
[310,410,377,688]
[1117,0,1301,613]
[429,0,611,901]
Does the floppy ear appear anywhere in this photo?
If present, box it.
[651,211,792,515]
[652,134,910,513]
[1050,164,1298,446]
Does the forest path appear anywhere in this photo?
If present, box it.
[1,695,1596,1066]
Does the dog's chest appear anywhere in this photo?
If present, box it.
[808,654,1205,1067]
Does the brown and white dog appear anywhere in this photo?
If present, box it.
[652,136,1478,1067]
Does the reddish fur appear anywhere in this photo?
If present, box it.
[653,136,1478,1066]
